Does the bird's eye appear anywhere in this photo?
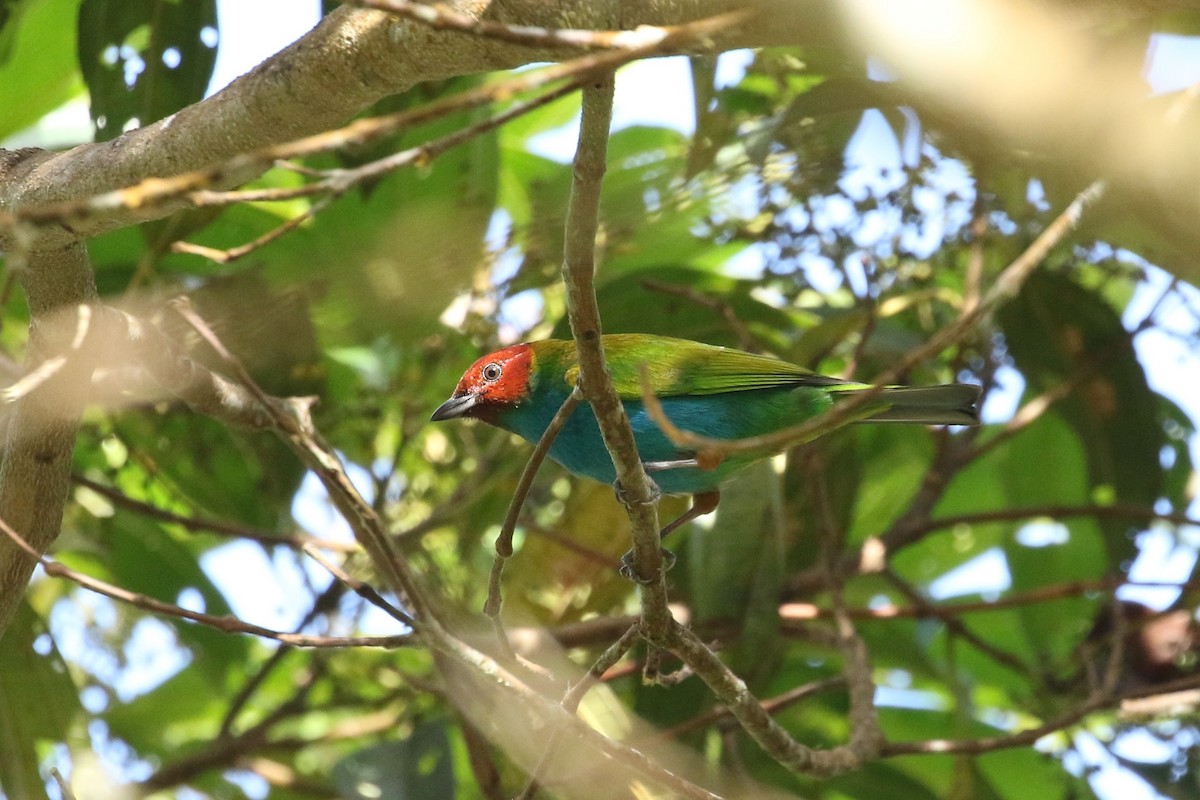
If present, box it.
[481,362,503,382]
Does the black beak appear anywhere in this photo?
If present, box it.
[431,393,478,422]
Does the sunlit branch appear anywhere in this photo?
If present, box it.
[518,623,642,800]
[358,0,753,52]
[7,12,750,234]
[186,79,584,211]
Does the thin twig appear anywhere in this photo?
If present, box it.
[484,386,583,617]
[658,677,846,741]
[190,80,584,209]
[303,544,416,627]
[172,195,334,263]
[0,513,412,649]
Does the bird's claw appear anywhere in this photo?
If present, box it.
[619,547,676,584]
[612,476,662,507]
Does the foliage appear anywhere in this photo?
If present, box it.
[1,4,1199,800]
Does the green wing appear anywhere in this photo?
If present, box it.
[597,334,845,398]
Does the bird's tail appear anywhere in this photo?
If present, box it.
[834,383,982,426]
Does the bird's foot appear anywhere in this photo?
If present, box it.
[612,476,662,507]
[619,547,677,584]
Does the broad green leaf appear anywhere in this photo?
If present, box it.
[103,660,227,754]
[333,720,456,800]
[563,267,796,349]
[689,461,786,683]
[999,271,1163,567]
[77,0,218,141]
[0,0,84,140]
[0,602,80,800]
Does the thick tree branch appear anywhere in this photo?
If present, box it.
[0,1,777,245]
[0,242,95,637]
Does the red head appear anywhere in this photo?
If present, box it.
[430,343,535,423]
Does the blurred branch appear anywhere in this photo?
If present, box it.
[144,675,319,792]
[881,566,1032,678]
[893,503,1200,544]
[0,512,413,649]
[0,242,96,638]
[845,0,1200,286]
[519,623,641,800]
[881,693,1111,757]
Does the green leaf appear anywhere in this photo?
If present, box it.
[998,271,1164,567]
[103,659,226,754]
[566,267,796,349]
[0,0,84,140]
[845,425,935,545]
[333,720,456,800]
[689,461,786,682]
[0,602,81,800]
[76,0,217,140]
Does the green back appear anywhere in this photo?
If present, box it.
[531,334,849,399]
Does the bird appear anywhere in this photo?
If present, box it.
[432,334,981,556]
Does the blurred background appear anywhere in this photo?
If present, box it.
[2,1,1199,798]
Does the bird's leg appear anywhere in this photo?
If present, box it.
[616,489,721,584]
[659,489,721,538]
[643,450,722,473]
[643,458,700,472]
